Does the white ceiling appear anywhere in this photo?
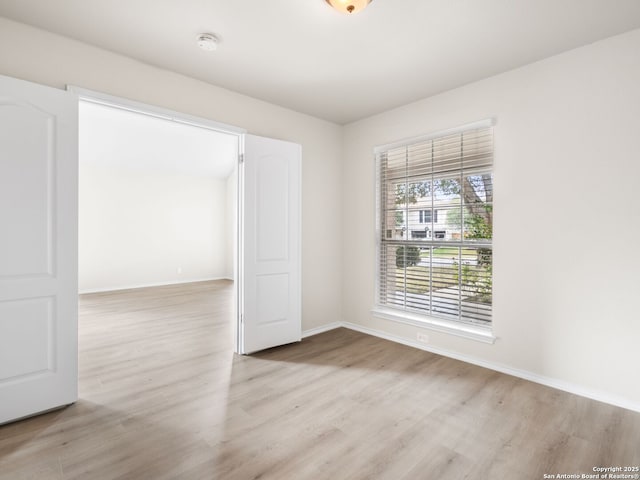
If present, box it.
[79,101,238,178]
[1,0,640,124]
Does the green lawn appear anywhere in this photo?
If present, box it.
[421,247,477,258]
[395,263,492,304]
[398,265,457,294]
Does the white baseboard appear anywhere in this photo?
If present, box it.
[79,277,232,294]
[302,322,341,339]
[342,321,640,413]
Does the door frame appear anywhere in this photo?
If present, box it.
[69,86,247,353]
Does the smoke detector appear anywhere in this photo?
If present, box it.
[197,33,220,51]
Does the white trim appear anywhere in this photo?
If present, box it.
[373,152,383,317]
[236,141,245,354]
[342,321,640,414]
[371,307,496,344]
[79,277,231,295]
[67,85,247,135]
[302,322,341,339]
[373,118,495,154]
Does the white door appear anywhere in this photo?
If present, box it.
[239,135,301,354]
[0,75,78,424]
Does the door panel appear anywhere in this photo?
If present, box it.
[241,135,301,354]
[0,74,78,424]
[256,157,289,261]
[0,100,54,277]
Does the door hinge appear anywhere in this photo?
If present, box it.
[238,153,244,164]
[240,314,244,325]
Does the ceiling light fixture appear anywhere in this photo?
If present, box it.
[197,33,219,51]
[325,0,372,14]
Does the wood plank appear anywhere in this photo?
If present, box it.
[0,280,638,479]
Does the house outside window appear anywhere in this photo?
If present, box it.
[375,122,493,327]
[418,209,437,224]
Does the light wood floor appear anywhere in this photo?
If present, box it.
[1,280,638,479]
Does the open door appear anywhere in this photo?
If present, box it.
[239,134,301,354]
[0,75,78,424]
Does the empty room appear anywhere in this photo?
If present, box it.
[1,1,639,479]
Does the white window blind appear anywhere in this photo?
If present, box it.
[376,122,493,325]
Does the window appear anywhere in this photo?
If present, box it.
[376,121,493,327]
[418,209,437,224]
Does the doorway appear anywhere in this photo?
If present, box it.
[75,88,243,363]
[78,98,239,293]
[0,76,301,424]
[76,90,241,372]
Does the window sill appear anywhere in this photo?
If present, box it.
[371,306,496,344]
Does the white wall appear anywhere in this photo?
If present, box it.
[79,164,228,292]
[342,28,640,408]
[0,16,343,331]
